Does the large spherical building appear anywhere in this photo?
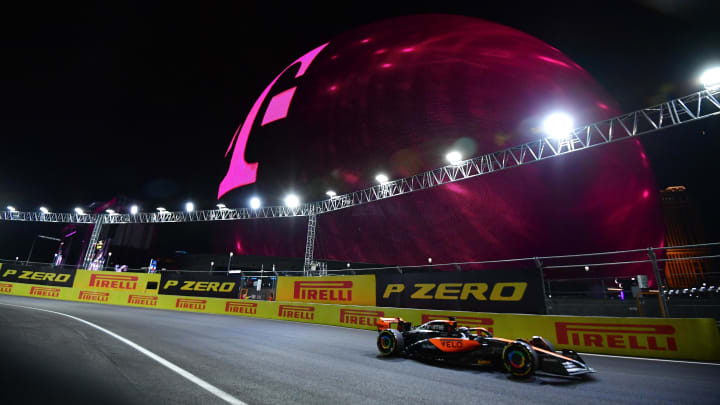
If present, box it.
[218,15,664,279]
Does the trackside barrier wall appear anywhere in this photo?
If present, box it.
[1,277,718,362]
[275,275,375,305]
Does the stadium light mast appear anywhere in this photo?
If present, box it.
[284,194,299,208]
[250,197,262,210]
[446,151,462,165]
[542,112,574,139]
[700,66,720,89]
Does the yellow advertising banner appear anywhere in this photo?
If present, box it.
[2,278,719,361]
[0,281,75,301]
[275,275,376,306]
[73,269,160,294]
[359,307,720,362]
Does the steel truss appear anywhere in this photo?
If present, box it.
[303,214,317,275]
[2,88,718,226]
[81,217,104,269]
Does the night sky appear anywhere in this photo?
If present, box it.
[1,1,719,263]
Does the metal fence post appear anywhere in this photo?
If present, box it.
[647,248,670,317]
[534,257,549,314]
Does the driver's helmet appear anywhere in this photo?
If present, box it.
[458,327,470,338]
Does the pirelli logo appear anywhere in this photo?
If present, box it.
[128,294,158,306]
[30,286,60,298]
[89,274,139,290]
[176,298,206,310]
[278,304,315,320]
[225,301,258,314]
[421,314,495,333]
[0,283,12,293]
[79,290,110,303]
[340,309,384,326]
[555,322,677,352]
[293,281,352,302]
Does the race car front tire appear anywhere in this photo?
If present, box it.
[502,341,538,378]
[377,329,404,357]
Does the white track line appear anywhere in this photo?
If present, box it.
[0,302,247,405]
[581,352,720,366]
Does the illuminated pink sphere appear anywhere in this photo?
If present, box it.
[220,15,664,280]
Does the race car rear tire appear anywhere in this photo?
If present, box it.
[502,341,538,378]
[377,329,404,357]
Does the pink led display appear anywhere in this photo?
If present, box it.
[218,42,329,199]
[216,15,663,282]
[261,87,297,126]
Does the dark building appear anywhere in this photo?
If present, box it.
[659,186,709,288]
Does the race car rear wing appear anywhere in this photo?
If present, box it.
[376,317,412,332]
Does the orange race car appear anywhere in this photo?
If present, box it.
[376,316,594,378]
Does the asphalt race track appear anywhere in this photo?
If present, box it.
[1,295,718,405]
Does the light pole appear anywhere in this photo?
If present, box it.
[210,261,214,273]
[227,252,233,274]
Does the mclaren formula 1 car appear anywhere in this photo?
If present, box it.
[376,317,594,378]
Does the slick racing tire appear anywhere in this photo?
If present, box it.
[377,329,404,357]
[502,341,538,378]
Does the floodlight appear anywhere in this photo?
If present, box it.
[7,206,16,212]
[375,173,389,184]
[185,202,194,212]
[39,207,49,214]
[74,207,84,215]
[106,209,115,214]
[584,266,589,272]
[446,151,462,165]
[700,67,720,89]
[130,205,138,215]
[543,112,574,139]
[157,207,167,212]
[216,203,227,210]
[284,194,299,208]
[326,190,337,198]
[250,197,261,209]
